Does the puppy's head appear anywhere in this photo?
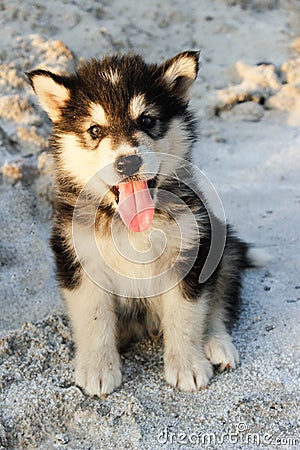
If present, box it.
[28,51,199,231]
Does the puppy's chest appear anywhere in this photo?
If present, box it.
[73,218,183,279]
[97,221,180,278]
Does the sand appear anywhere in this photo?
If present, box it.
[0,0,299,448]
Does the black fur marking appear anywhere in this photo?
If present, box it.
[215,230,249,326]
[50,226,82,290]
[115,298,147,327]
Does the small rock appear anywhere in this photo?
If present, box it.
[213,62,281,116]
[30,35,75,73]
[281,58,300,85]
[263,271,273,278]
[0,126,20,154]
[65,12,81,29]
[266,84,300,112]
[1,160,22,183]
[0,66,27,92]
[55,433,69,445]
[0,94,40,124]
[235,61,281,92]
[1,157,38,185]
[17,126,46,156]
[234,0,279,12]
[37,151,54,175]
[220,101,264,122]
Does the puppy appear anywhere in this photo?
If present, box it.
[27,51,264,396]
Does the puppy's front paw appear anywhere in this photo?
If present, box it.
[204,334,239,371]
[164,353,213,392]
[75,352,122,396]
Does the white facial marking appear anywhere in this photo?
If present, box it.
[90,103,108,126]
[59,133,116,191]
[102,68,120,84]
[129,94,147,120]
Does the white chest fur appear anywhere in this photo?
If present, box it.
[71,212,198,299]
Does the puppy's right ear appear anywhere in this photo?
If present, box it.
[26,70,71,122]
[161,51,200,103]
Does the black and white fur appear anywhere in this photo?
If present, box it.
[27,52,265,396]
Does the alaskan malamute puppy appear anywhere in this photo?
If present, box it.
[28,51,264,396]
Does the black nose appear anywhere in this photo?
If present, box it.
[115,154,143,177]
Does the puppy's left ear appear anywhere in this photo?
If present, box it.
[26,69,71,122]
[161,51,200,102]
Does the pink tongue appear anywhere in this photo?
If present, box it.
[117,180,154,232]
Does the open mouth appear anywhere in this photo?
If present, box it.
[110,175,158,204]
[110,175,158,232]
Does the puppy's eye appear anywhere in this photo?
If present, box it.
[139,114,157,130]
[88,125,102,139]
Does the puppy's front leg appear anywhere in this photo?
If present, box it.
[63,274,121,396]
[161,287,213,392]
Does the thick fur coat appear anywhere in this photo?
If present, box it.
[28,51,262,396]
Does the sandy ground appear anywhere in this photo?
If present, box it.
[0,0,300,448]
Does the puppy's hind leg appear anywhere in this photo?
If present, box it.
[204,300,239,371]
[204,248,242,371]
[63,274,122,396]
